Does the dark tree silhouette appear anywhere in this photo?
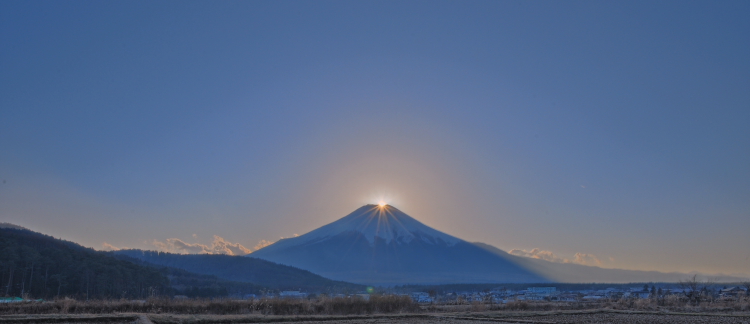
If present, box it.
[0,227,168,299]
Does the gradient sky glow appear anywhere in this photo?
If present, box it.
[1,1,749,277]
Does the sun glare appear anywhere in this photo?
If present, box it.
[378,201,387,207]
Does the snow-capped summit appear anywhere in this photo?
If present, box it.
[281,204,460,247]
[250,204,547,285]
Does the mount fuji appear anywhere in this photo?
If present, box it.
[250,205,745,285]
[250,204,549,285]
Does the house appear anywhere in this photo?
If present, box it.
[720,287,746,297]
[557,294,578,302]
[410,292,432,303]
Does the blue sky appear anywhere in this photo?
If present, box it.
[1,1,748,276]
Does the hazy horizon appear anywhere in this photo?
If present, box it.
[1,1,748,278]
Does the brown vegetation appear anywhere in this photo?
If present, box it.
[0,295,419,316]
[2,295,749,316]
[422,295,750,314]
[1,294,749,324]
[3,312,749,324]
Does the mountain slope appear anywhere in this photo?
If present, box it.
[250,205,549,285]
[113,253,266,297]
[472,242,747,283]
[262,204,460,251]
[114,249,363,292]
[0,227,169,299]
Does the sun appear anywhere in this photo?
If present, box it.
[378,201,387,207]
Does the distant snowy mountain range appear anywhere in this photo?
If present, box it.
[251,204,747,285]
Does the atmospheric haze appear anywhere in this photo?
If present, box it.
[0,1,748,279]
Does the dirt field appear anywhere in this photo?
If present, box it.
[497,312,750,323]
[0,313,138,323]
[275,317,750,324]
[147,310,750,324]
[2,311,749,324]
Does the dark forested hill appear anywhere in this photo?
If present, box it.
[0,226,266,299]
[113,250,364,292]
[0,225,360,299]
[112,254,267,297]
[0,227,169,299]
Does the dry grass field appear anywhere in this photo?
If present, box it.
[1,297,749,323]
[0,313,139,323]
[0,296,419,316]
[2,310,749,324]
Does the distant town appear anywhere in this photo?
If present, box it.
[192,283,750,305]
[398,284,749,304]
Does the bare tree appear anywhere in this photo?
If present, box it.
[679,275,714,305]
[50,274,65,297]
